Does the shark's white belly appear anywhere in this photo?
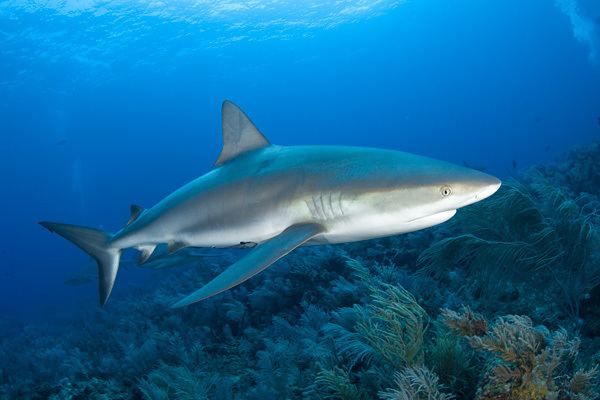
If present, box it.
[314,209,456,244]
[292,192,456,245]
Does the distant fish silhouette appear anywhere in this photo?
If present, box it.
[64,264,97,286]
[544,144,552,152]
[0,270,15,278]
[597,116,600,128]
[64,275,95,286]
[512,160,517,169]
[64,248,225,286]
[56,138,68,145]
[139,246,227,270]
[462,160,487,172]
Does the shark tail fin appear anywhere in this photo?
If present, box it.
[39,221,121,306]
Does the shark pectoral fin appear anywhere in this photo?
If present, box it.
[215,100,270,166]
[171,223,324,308]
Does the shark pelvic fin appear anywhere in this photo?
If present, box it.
[127,204,144,225]
[39,221,121,306]
[136,244,157,264]
[171,223,324,308]
[215,100,270,166]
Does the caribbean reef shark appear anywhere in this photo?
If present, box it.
[40,100,501,308]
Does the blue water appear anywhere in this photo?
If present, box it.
[1,0,600,397]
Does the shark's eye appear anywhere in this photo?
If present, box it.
[440,185,453,197]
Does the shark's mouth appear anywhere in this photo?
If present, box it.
[407,209,457,224]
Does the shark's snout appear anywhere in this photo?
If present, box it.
[458,175,501,208]
[476,177,501,201]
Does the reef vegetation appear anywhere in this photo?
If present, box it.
[1,143,600,399]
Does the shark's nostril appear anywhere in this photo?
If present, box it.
[478,180,501,200]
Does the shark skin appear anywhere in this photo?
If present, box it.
[40,100,501,308]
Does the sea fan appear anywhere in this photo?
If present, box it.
[442,308,599,400]
[325,259,429,371]
[315,366,369,400]
[418,181,600,322]
[378,366,453,400]
[138,362,215,400]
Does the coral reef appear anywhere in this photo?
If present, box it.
[1,141,600,399]
[442,308,599,400]
[379,366,453,400]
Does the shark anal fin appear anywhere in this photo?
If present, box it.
[171,223,324,308]
[127,204,144,226]
[215,100,270,166]
[168,241,188,254]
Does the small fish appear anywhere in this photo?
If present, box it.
[63,249,224,285]
[140,248,227,270]
[64,275,95,286]
[0,269,14,278]
[64,265,97,286]
[512,160,517,169]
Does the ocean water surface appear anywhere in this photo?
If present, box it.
[1,0,600,398]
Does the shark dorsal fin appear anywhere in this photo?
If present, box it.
[215,100,270,166]
[127,204,144,226]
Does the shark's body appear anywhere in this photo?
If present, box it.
[41,101,500,308]
[115,146,473,248]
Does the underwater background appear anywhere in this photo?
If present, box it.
[2,0,600,398]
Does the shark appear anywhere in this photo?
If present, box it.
[40,100,501,308]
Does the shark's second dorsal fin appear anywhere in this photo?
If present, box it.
[127,204,144,226]
[215,100,270,166]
